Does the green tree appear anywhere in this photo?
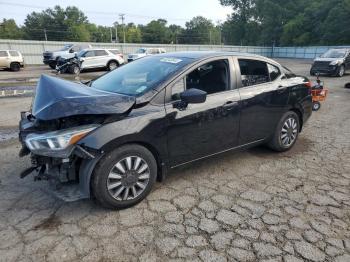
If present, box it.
[180,16,219,44]
[141,19,171,43]
[0,19,23,39]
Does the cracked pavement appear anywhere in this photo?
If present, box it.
[1,59,350,261]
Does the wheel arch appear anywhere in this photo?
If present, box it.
[79,139,166,199]
[107,59,119,67]
[290,107,303,132]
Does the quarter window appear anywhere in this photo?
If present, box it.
[9,51,19,57]
[238,59,269,87]
[171,78,185,101]
[267,64,281,81]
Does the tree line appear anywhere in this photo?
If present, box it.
[0,0,349,46]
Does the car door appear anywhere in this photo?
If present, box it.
[0,51,9,67]
[94,50,109,67]
[81,50,95,69]
[235,57,289,145]
[165,57,241,167]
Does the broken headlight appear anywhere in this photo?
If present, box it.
[25,124,99,158]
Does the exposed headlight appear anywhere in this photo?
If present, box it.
[329,60,340,66]
[25,124,99,158]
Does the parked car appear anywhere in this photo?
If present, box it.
[0,50,24,71]
[19,51,312,209]
[310,48,350,77]
[55,48,125,74]
[43,44,92,69]
[127,47,166,62]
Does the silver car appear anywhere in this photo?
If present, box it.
[128,48,166,62]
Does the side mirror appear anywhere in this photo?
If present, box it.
[174,88,207,110]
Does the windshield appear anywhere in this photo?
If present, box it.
[60,44,73,51]
[77,50,86,57]
[321,49,347,58]
[90,56,191,96]
[136,48,146,54]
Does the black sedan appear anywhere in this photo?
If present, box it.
[19,51,313,209]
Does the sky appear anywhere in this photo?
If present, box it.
[0,0,232,27]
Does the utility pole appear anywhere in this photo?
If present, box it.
[119,14,126,43]
[44,28,47,41]
[110,27,113,43]
[209,31,212,45]
[115,23,118,43]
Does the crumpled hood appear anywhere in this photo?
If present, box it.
[32,75,136,121]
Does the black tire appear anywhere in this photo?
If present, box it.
[69,65,80,75]
[312,102,321,111]
[92,144,157,209]
[268,111,300,152]
[10,62,20,72]
[345,83,350,89]
[337,65,345,77]
[107,60,118,71]
[48,61,57,69]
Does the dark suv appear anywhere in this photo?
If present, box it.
[19,52,312,209]
[310,48,350,77]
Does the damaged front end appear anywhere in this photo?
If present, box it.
[19,75,136,201]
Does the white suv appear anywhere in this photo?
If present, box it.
[128,48,166,62]
[0,50,24,71]
[78,48,125,71]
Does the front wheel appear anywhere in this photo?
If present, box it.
[69,64,80,75]
[92,144,157,209]
[312,102,321,111]
[268,111,300,152]
[10,62,20,71]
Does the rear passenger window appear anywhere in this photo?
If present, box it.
[95,50,108,56]
[238,59,269,87]
[268,64,281,81]
[0,51,8,57]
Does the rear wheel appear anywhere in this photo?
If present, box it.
[10,62,20,72]
[92,144,157,209]
[312,101,321,111]
[107,60,118,71]
[268,111,300,152]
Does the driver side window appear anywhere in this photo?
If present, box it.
[170,59,230,101]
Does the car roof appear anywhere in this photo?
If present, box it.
[157,51,273,63]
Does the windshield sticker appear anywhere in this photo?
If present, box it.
[160,58,182,64]
[136,86,148,93]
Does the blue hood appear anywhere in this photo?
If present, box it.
[32,75,136,121]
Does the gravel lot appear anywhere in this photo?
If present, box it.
[0,59,350,262]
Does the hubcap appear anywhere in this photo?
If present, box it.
[109,62,117,70]
[280,117,298,147]
[107,156,150,201]
[340,67,344,76]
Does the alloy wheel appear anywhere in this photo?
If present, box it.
[109,62,117,70]
[280,117,298,147]
[107,156,150,201]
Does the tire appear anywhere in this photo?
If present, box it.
[69,65,80,75]
[10,62,20,72]
[312,102,321,111]
[310,70,315,76]
[92,144,157,209]
[268,111,300,152]
[49,61,57,69]
[107,60,118,71]
[337,65,345,77]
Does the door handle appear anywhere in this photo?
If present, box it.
[222,101,238,110]
[277,85,288,93]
